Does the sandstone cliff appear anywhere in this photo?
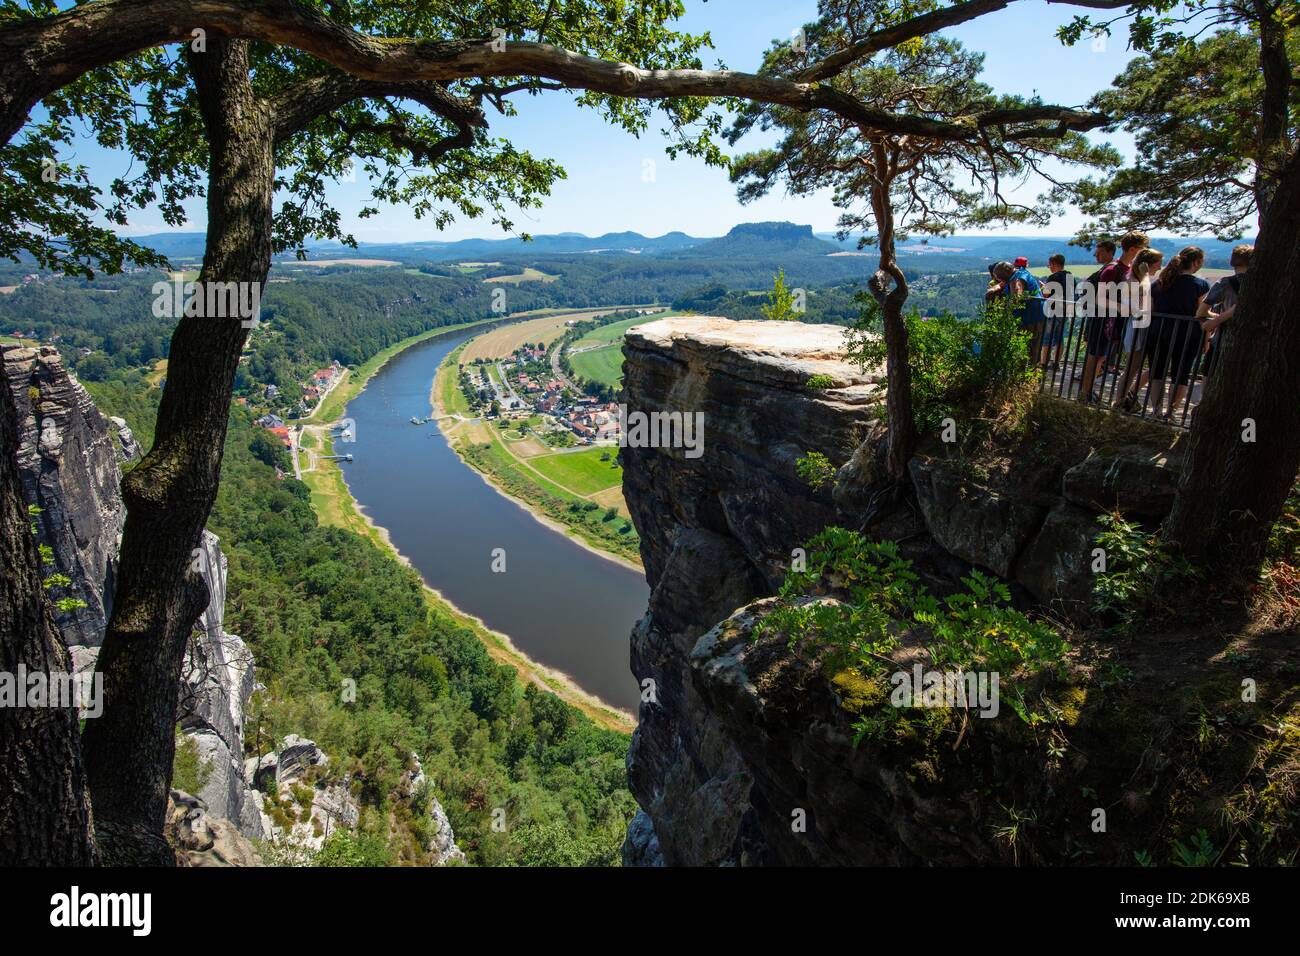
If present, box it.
[3,345,136,671]
[2,346,464,865]
[2,346,265,842]
[619,317,1296,867]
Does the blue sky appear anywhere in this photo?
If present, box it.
[79,1,1142,241]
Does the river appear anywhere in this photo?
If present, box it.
[339,325,650,714]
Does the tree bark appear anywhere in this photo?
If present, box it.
[1163,147,1300,577]
[870,174,915,482]
[80,39,272,866]
[1252,0,1293,220]
[0,365,97,865]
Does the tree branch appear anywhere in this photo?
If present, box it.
[270,73,484,144]
[0,0,1107,148]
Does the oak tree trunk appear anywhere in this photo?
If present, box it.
[0,366,97,865]
[80,39,273,865]
[1163,148,1300,577]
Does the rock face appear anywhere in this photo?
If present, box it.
[397,754,466,866]
[166,790,262,867]
[2,346,265,842]
[621,319,885,866]
[2,345,135,670]
[619,317,1189,866]
[177,529,265,839]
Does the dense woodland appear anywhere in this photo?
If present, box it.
[85,381,634,866]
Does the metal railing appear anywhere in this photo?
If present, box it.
[1031,302,1217,430]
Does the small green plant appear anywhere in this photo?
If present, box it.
[805,373,835,390]
[845,297,1036,435]
[1171,829,1217,867]
[760,268,800,321]
[172,729,212,795]
[795,451,837,489]
[1092,513,1198,626]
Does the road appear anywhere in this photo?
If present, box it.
[549,338,580,392]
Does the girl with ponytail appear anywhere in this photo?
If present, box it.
[1148,246,1209,420]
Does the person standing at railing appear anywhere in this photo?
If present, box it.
[1041,254,1071,370]
[1078,233,1146,404]
[986,261,1013,303]
[1148,246,1208,421]
[1197,243,1252,378]
[1075,241,1116,387]
[1004,256,1047,358]
[1117,248,1165,411]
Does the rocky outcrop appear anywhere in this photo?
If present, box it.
[619,317,1198,866]
[178,529,265,840]
[397,754,465,866]
[2,346,266,842]
[253,735,359,854]
[166,790,262,867]
[2,345,134,670]
[621,319,886,865]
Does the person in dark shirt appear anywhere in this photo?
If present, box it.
[1197,244,1252,378]
[1148,246,1209,420]
[1078,233,1145,403]
[1041,254,1071,369]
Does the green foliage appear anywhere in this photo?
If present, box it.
[795,450,837,489]
[756,527,1070,741]
[314,829,395,868]
[805,373,835,390]
[171,729,212,795]
[510,819,624,867]
[1058,21,1291,241]
[760,268,799,321]
[1091,513,1199,627]
[911,572,1068,677]
[1171,829,1218,868]
[846,297,1037,434]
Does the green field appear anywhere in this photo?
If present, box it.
[573,315,651,348]
[482,266,559,284]
[527,447,623,495]
[569,345,625,388]
[568,311,678,388]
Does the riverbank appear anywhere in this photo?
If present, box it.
[296,317,638,733]
[432,342,644,571]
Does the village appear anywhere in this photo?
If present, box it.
[458,340,623,446]
[251,359,345,449]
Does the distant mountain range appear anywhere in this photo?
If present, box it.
[123,222,1256,268]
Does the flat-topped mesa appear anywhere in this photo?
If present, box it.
[621,317,885,594]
